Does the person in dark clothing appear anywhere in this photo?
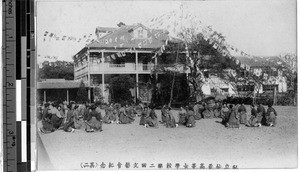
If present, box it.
[140,106,150,126]
[40,103,55,133]
[226,104,239,128]
[165,107,177,128]
[63,104,76,132]
[145,107,158,128]
[256,103,266,127]
[160,104,168,124]
[238,103,247,124]
[178,107,187,126]
[246,104,259,127]
[85,104,103,132]
[186,106,196,127]
[266,103,278,127]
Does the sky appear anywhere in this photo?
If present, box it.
[36,0,297,63]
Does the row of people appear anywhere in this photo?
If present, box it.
[38,101,278,133]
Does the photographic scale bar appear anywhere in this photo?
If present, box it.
[3,0,34,172]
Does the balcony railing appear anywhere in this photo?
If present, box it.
[86,62,188,74]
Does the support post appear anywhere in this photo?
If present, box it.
[136,74,139,102]
[44,90,46,103]
[88,88,91,102]
[273,86,277,105]
[155,56,158,79]
[135,51,138,71]
[102,73,105,102]
[67,89,69,104]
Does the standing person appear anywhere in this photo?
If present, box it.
[226,104,239,128]
[165,107,177,128]
[178,106,187,126]
[266,103,278,127]
[186,106,196,127]
[256,103,266,127]
[40,103,55,133]
[144,107,158,128]
[238,103,247,125]
[140,106,150,126]
[246,104,259,127]
[84,104,103,132]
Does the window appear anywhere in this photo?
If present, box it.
[138,30,143,39]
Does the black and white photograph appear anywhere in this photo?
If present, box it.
[35,0,297,170]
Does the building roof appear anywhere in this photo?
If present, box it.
[95,27,118,33]
[37,79,88,89]
[83,23,171,50]
[236,56,287,68]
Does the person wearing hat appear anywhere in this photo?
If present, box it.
[265,103,277,127]
[84,104,103,132]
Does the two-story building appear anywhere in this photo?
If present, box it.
[73,23,187,103]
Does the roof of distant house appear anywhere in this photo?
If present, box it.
[37,79,88,89]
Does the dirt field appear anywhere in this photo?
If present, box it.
[37,106,298,170]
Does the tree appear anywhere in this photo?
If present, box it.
[38,60,74,81]
[109,75,135,104]
[156,30,238,103]
[76,80,89,103]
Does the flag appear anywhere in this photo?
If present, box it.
[111,54,116,60]
[121,51,126,57]
[138,42,142,48]
[213,43,218,49]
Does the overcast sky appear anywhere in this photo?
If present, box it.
[36,0,297,63]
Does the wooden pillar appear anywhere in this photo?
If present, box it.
[44,90,46,102]
[88,88,91,102]
[135,51,139,102]
[102,73,105,102]
[135,51,139,70]
[136,73,139,102]
[87,48,91,102]
[67,89,69,104]
[155,56,158,79]
[273,86,277,105]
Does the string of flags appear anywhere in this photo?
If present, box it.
[145,7,296,80]
[43,31,95,43]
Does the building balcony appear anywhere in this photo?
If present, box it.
[89,63,155,74]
